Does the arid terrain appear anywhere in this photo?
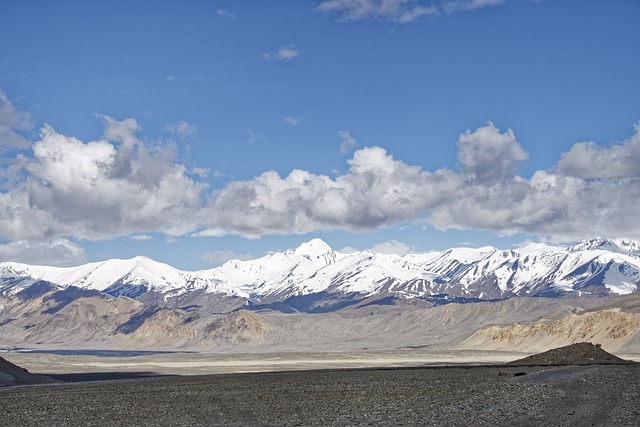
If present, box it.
[0,343,638,426]
[2,294,640,426]
[1,350,638,426]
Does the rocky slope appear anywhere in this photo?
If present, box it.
[0,356,59,387]
[2,277,640,355]
[455,295,640,354]
[507,342,633,365]
[1,238,640,354]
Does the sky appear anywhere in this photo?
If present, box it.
[1,0,640,270]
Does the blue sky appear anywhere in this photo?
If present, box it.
[1,0,640,269]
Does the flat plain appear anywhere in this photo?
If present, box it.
[1,363,639,427]
[1,348,639,427]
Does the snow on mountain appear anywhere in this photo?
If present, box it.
[568,237,618,252]
[617,239,640,256]
[567,237,640,257]
[275,250,434,297]
[288,238,338,266]
[1,238,639,307]
[0,257,185,294]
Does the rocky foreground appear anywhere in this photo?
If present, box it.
[0,364,639,426]
[1,343,639,427]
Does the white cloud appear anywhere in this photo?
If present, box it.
[0,117,207,242]
[261,44,300,61]
[191,167,210,179]
[166,120,198,138]
[556,123,640,179]
[317,0,516,22]
[245,129,268,145]
[441,0,505,14]
[200,249,255,265]
[457,122,528,181]
[200,146,453,236]
[317,0,438,23]
[371,240,411,255]
[216,9,237,19]
[1,87,640,248]
[130,234,153,241]
[0,154,26,191]
[283,116,302,126]
[0,90,31,151]
[339,130,358,154]
[199,123,640,242]
[0,239,86,266]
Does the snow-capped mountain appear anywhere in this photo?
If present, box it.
[1,238,639,312]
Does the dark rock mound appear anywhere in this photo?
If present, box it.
[0,355,60,387]
[507,342,634,366]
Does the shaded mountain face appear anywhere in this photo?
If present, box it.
[1,237,639,314]
[2,285,640,353]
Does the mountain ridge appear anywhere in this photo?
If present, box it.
[1,237,639,313]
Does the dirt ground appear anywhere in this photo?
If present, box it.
[1,363,639,427]
[2,345,639,426]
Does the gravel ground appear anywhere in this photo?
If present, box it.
[1,364,639,426]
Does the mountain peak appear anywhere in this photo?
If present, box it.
[292,238,333,258]
[568,238,618,253]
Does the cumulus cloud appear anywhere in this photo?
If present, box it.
[199,146,454,237]
[0,239,86,266]
[1,87,640,249]
[0,90,31,151]
[339,130,358,154]
[261,44,300,61]
[457,122,528,181]
[556,123,640,179]
[197,122,640,242]
[371,240,411,255]
[0,117,207,242]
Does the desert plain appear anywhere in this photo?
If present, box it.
[1,344,639,427]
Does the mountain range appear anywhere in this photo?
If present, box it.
[1,237,639,313]
[2,237,640,353]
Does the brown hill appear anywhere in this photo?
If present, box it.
[456,308,640,353]
[507,342,634,366]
